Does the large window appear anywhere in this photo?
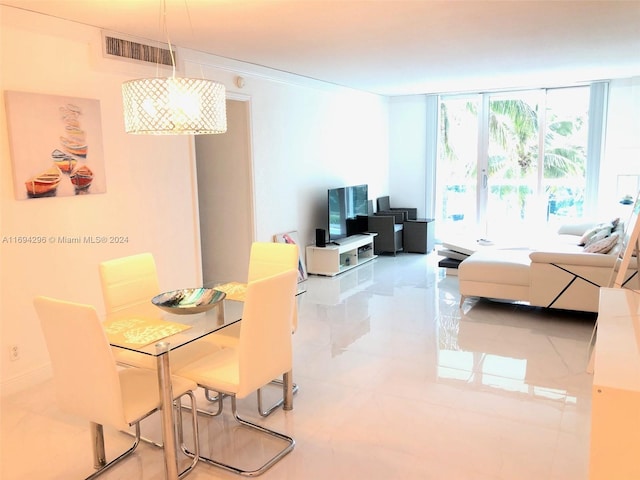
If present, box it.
[435,85,601,241]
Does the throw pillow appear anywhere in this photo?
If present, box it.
[584,232,620,254]
[579,223,612,246]
[586,226,613,246]
[611,217,620,229]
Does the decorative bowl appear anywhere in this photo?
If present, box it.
[151,288,226,315]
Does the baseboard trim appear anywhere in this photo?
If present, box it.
[1,365,51,397]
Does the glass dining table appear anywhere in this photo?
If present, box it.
[103,293,243,480]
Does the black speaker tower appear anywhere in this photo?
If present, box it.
[315,228,326,247]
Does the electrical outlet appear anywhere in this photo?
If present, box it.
[9,344,19,361]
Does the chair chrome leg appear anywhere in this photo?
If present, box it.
[257,376,299,417]
[90,422,106,469]
[283,371,293,411]
[85,423,141,479]
[204,388,223,403]
[176,391,200,479]
[121,429,164,448]
[180,388,224,417]
[183,395,295,476]
[111,393,201,479]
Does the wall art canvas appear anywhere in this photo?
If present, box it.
[5,91,106,200]
[274,230,308,282]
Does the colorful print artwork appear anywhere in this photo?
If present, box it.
[274,230,308,282]
[5,91,106,200]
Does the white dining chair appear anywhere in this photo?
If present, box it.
[33,295,200,479]
[214,242,300,338]
[211,241,301,416]
[99,252,160,314]
[99,253,222,373]
[249,242,300,336]
[175,269,298,476]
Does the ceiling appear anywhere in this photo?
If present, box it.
[3,0,640,96]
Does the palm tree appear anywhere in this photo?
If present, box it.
[439,92,587,221]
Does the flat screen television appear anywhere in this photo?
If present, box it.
[328,184,369,243]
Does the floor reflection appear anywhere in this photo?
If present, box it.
[439,295,595,406]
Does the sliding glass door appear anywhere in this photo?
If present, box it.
[542,87,590,224]
[479,91,538,238]
[436,85,592,241]
[436,94,480,238]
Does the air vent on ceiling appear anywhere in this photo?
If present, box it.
[103,32,174,67]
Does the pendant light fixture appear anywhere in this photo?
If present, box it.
[121,1,227,135]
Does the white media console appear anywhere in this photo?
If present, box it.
[306,233,377,276]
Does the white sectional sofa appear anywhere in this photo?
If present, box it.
[458,219,638,313]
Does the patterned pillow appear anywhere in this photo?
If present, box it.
[611,217,620,229]
[583,232,620,254]
[580,224,612,246]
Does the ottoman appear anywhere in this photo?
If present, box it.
[458,248,532,307]
[403,218,435,254]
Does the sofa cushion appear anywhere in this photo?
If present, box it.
[459,249,531,286]
[584,231,620,254]
[557,222,593,236]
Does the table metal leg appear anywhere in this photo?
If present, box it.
[156,341,179,480]
[216,300,225,324]
[90,421,106,469]
[283,370,293,410]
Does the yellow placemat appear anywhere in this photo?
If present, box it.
[104,317,191,348]
[214,281,247,301]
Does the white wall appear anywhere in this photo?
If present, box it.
[0,6,389,394]
[182,52,390,244]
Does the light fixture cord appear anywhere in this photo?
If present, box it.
[181,0,207,80]
[162,0,177,78]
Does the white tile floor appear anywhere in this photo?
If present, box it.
[1,253,596,480]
